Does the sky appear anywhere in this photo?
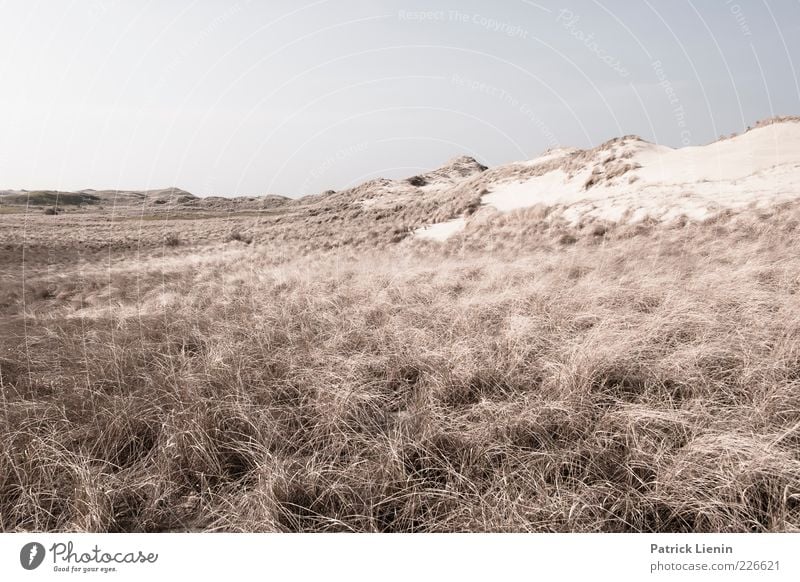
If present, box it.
[1,0,798,197]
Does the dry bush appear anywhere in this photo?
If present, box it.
[226,230,253,244]
[164,233,181,247]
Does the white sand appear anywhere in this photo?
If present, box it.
[482,122,800,225]
[413,120,800,240]
[636,122,800,183]
[414,217,466,241]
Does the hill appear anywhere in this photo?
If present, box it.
[417,116,800,240]
[1,116,799,533]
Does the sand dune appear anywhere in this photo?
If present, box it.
[416,117,800,240]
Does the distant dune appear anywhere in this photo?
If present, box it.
[0,186,289,211]
[6,116,798,241]
[417,116,800,240]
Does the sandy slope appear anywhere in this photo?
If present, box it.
[415,217,466,241]
[416,118,800,240]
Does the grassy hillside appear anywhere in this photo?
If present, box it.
[0,199,798,532]
[0,191,100,206]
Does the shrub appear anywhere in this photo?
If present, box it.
[164,233,181,247]
[226,230,253,244]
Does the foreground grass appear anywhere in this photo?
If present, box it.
[1,204,800,532]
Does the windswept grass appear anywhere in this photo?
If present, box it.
[0,191,100,206]
[1,202,799,532]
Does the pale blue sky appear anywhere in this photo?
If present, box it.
[1,0,798,197]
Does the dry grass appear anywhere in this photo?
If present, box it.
[1,200,800,532]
